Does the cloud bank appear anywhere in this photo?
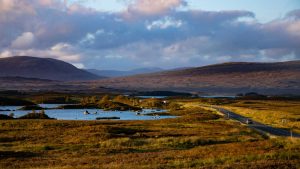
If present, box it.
[0,0,299,69]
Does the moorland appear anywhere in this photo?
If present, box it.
[0,93,299,169]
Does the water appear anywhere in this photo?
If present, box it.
[137,96,168,99]
[199,96,236,98]
[39,104,68,109]
[0,104,175,121]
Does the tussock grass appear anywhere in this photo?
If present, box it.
[0,103,299,169]
[221,100,300,133]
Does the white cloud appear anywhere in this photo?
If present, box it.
[72,63,85,69]
[51,43,73,51]
[48,43,81,62]
[126,0,187,17]
[80,33,96,45]
[11,32,35,49]
[5,42,81,63]
[0,50,12,58]
[79,29,108,46]
[146,16,183,30]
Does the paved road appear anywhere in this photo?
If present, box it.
[206,106,300,138]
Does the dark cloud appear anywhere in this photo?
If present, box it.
[0,0,299,69]
[287,9,300,18]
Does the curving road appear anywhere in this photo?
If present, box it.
[206,106,300,138]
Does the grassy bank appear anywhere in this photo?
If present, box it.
[220,100,300,133]
[0,104,299,169]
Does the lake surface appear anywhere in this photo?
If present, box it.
[136,96,168,99]
[0,104,176,121]
[199,96,236,98]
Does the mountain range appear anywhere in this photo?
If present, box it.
[86,67,164,77]
[95,61,300,95]
[0,56,102,81]
[0,56,299,95]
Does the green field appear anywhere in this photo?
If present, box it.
[1,101,299,169]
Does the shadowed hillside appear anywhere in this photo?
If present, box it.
[0,56,102,81]
[86,67,164,77]
[0,59,299,95]
[95,61,300,95]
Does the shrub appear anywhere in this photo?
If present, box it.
[0,114,14,120]
[18,105,43,110]
[18,111,54,119]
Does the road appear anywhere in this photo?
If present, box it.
[206,106,300,138]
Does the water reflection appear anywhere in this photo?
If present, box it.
[0,104,175,121]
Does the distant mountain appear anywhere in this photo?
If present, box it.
[95,61,300,95]
[86,67,164,77]
[0,76,61,91]
[1,58,299,95]
[0,76,130,93]
[0,56,102,81]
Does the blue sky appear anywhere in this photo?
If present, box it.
[0,0,299,70]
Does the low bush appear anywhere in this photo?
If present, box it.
[18,111,54,119]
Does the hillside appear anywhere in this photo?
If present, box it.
[86,67,164,77]
[0,56,102,81]
[94,61,300,95]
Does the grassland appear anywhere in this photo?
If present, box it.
[219,100,300,134]
[1,102,299,169]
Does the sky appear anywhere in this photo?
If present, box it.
[0,0,299,70]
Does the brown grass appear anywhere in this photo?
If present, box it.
[220,100,300,133]
[0,105,299,169]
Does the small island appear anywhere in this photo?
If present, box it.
[96,117,120,120]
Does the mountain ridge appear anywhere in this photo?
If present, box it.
[0,57,299,95]
[86,67,164,77]
[0,56,102,81]
[94,60,300,95]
